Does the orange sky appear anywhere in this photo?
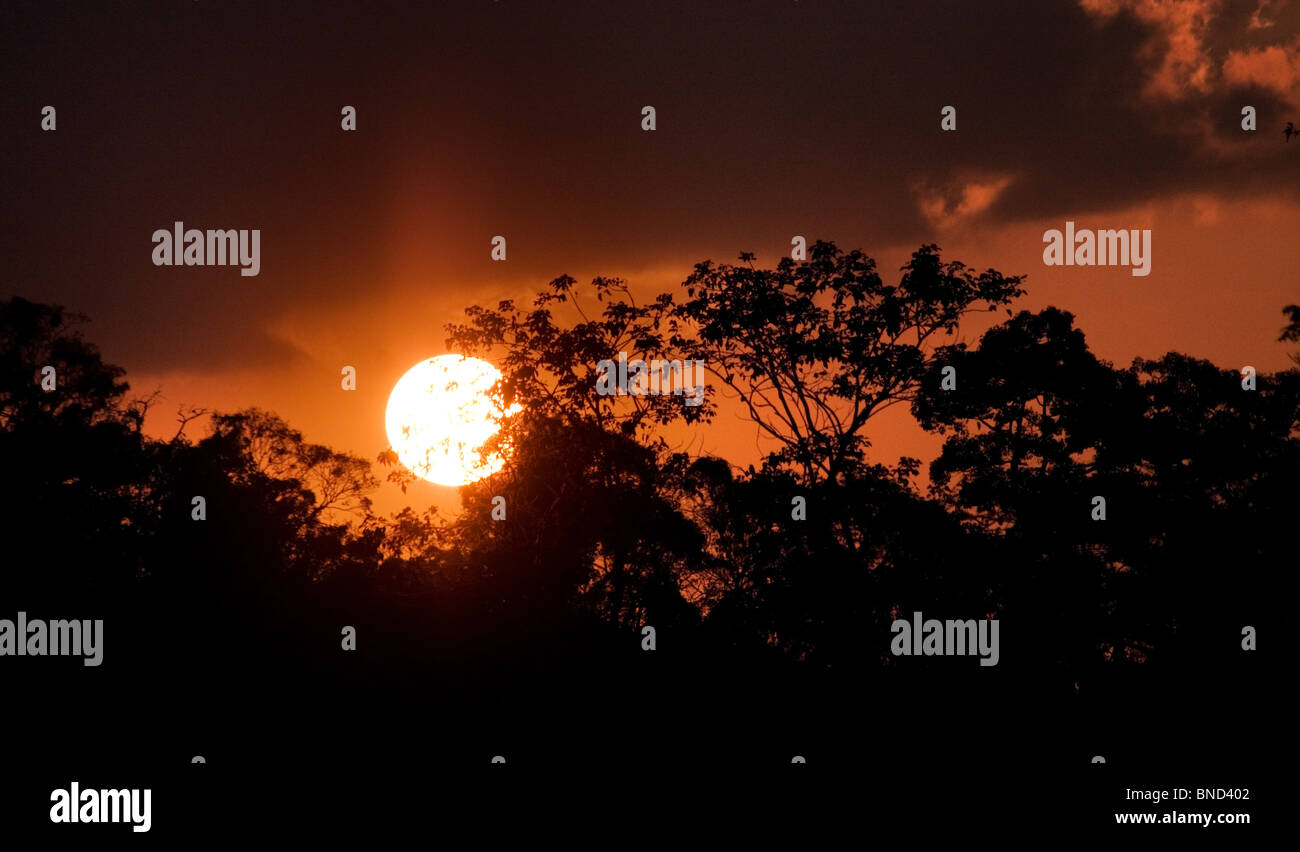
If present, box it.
[125,192,1300,516]
[5,1,1298,517]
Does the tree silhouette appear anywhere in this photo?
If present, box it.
[3,245,1289,774]
[672,242,1024,486]
[428,275,717,637]
[1282,303,1300,366]
[914,307,1300,684]
[420,244,1027,672]
[0,297,150,596]
[211,408,377,527]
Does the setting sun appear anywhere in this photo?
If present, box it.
[384,355,519,486]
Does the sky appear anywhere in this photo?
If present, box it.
[3,0,1298,515]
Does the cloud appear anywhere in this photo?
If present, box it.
[916,175,1018,230]
[1222,40,1300,109]
[1079,0,1221,99]
[1249,0,1277,29]
[1079,0,1300,111]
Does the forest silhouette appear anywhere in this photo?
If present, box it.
[3,241,1292,776]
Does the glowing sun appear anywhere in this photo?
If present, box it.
[385,355,519,486]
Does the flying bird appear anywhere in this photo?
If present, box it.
[1286,121,1297,142]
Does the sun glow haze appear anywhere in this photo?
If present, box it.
[385,355,518,486]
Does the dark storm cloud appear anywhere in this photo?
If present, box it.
[2,1,1296,372]
[977,0,1300,221]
